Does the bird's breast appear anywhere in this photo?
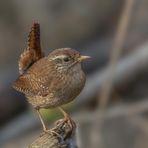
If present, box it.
[27,65,86,108]
[58,66,86,104]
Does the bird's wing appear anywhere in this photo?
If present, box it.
[19,22,44,75]
[13,74,41,96]
[13,74,51,97]
[14,58,57,97]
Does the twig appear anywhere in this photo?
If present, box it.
[28,118,78,148]
[75,99,148,123]
[99,0,135,109]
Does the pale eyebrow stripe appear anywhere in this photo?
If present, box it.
[51,55,68,60]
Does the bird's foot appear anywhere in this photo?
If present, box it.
[64,116,76,132]
[56,116,76,134]
[58,107,76,134]
[43,128,62,139]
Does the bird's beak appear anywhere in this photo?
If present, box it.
[78,55,91,62]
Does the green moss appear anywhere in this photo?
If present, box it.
[40,102,75,121]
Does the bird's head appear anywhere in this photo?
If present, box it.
[47,48,90,72]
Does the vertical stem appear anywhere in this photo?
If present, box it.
[99,0,135,109]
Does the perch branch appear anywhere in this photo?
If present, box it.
[28,118,78,148]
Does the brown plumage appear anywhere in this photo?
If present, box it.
[19,22,44,74]
[13,23,90,132]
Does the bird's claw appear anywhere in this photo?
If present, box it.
[66,117,76,132]
[56,116,76,135]
[43,128,62,139]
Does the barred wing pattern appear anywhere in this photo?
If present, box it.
[14,58,57,97]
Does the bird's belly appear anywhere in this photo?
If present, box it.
[27,71,86,108]
[27,94,61,109]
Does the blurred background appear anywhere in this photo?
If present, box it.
[0,0,148,147]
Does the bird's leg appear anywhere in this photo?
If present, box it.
[58,107,76,132]
[36,109,48,131]
[36,109,62,138]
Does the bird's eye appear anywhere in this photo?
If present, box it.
[63,57,70,62]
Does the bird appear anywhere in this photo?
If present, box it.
[13,22,90,133]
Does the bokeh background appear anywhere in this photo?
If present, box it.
[0,0,148,147]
